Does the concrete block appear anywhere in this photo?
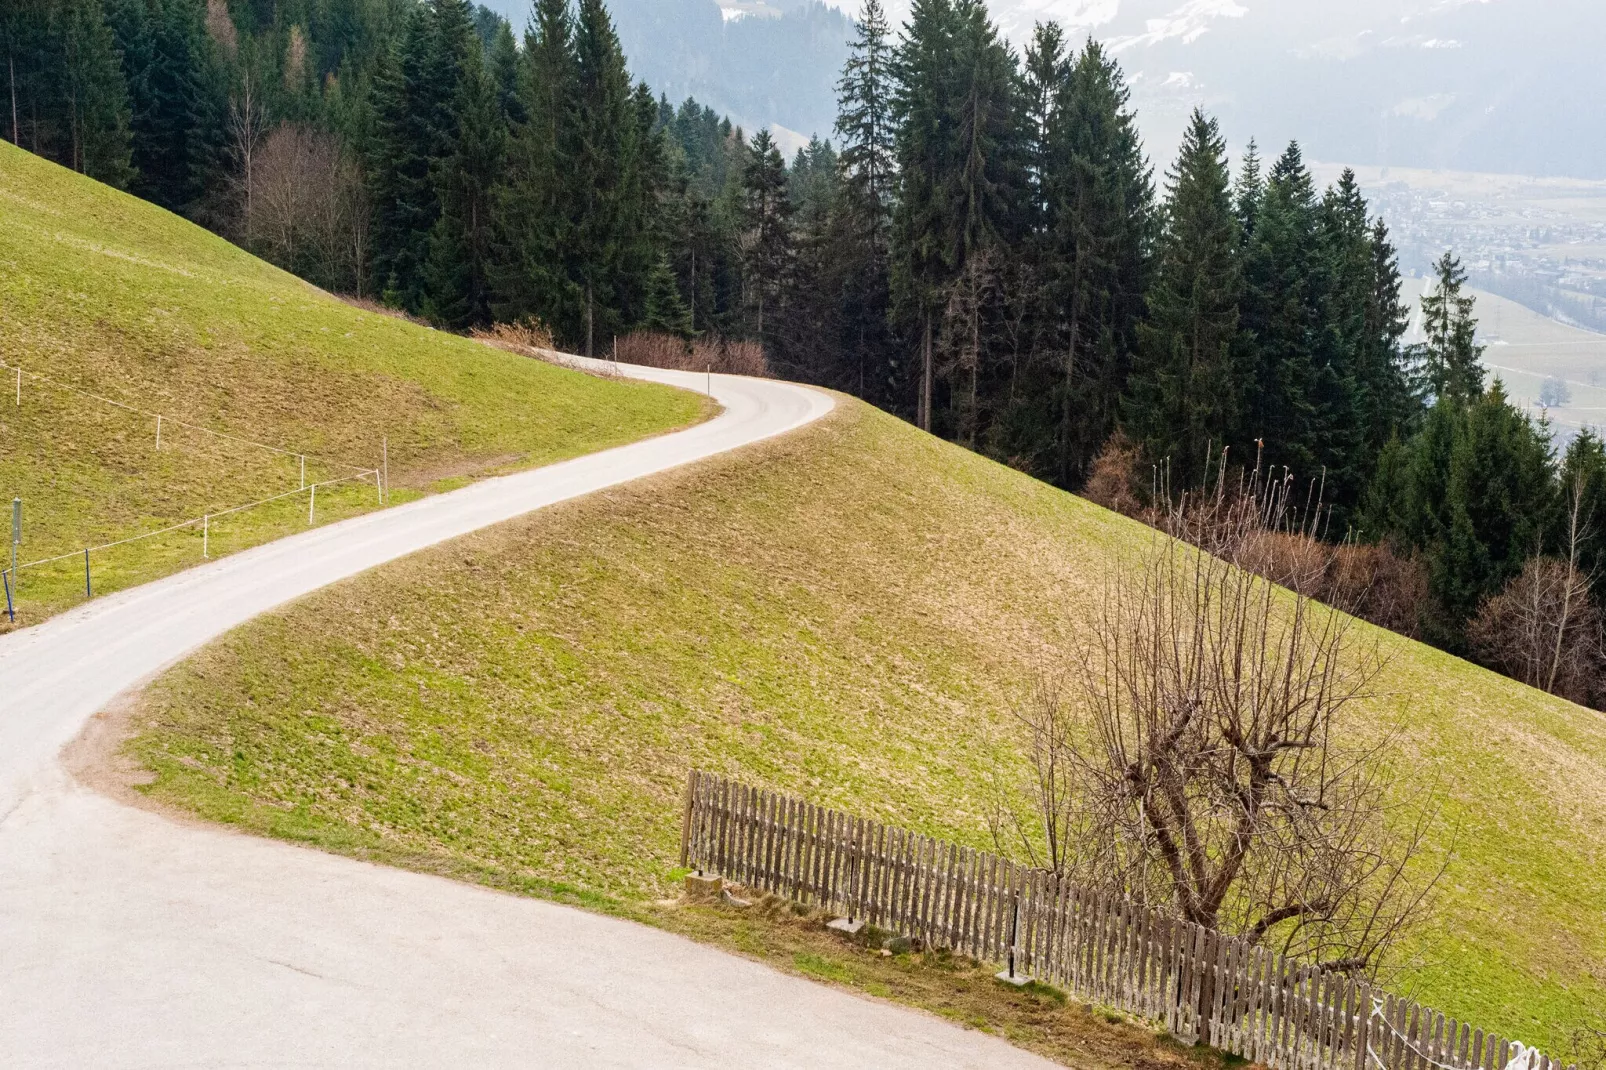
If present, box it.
[684,873,723,902]
[994,969,1033,987]
[826,917,865,935]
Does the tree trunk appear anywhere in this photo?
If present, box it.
[920,309,933,432]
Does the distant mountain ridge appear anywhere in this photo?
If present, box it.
[479,0,853,145]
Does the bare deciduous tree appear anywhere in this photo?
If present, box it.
[997,470,1446,979]
[248,122,370,294]
[226,67,266,244]
[1470,475,1605,706]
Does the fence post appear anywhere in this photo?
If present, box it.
[382,438,388,504]
[308,483,316,526]
[679,769,697,869]
[299,455,306,491]
[203,514,209,559]
[84,548,91,598]
[155,414,162,451]
[3,567,14,622]
[10,498,20,602]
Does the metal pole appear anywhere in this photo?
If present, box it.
[299,455,305,491]
[706,363,711,396]
[155,415,162,451]
[308,483,316,526]
[382,437,388,505]
[84,548,91,598]
[202,514,209,559]
[3,568,13,623]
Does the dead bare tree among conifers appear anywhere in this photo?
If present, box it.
[997,464,1446,979]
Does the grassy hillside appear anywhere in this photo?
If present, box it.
[0,141,708,624]
[129,400,1606,1049]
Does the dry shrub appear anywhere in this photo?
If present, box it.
[615,332,770,378]
[1238,530,1329,596]
[1083,432,1144,518]
[471,318,557,354]
[1329,543,1428,639]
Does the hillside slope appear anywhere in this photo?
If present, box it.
[130,400,1606,1049]
[0,142,707,623]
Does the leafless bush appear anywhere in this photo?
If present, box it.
[1083,432,1145,518]
[1470,558,1605,706]
[471,318,557,354]
[615,331,770,377]
[1328,543,1429,639]
[999,470,1446,980]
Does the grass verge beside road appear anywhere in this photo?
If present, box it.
[127,400,1606,1051]
[0,141,709,624]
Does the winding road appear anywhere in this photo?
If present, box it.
[0,366,1053,1068]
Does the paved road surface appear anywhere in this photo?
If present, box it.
[0,366,1055,1068]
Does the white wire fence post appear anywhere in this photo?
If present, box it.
[13,365,19,407]
[155,415,162,451]
[10,498,19,604]
[308,483,316,526]
[382,437,388,505]
[202,514,209,559]
[299,455,306,491]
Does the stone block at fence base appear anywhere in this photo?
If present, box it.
[826,917,866,935]
[994,969,1033,987]
[684,873,724,902]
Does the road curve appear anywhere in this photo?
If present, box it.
[0,365,1056,1068]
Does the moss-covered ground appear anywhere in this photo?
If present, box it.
[0,141,708,624]
[128,401,1606,1051]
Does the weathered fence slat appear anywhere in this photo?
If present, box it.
[679,772,1556,1070]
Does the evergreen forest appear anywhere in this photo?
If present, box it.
[7,0,1606,704]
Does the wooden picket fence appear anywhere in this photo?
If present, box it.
[679,770,1563,1070]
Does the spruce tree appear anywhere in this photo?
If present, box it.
[740,128,793,346]
[890,0,958,431]
[1239,142,1327,478]
[107,0,224,215]
[488,0,578,337]
[569,0,636,355]
[1414,251,1485,404]
[1125,108,1240,480]
[1033,40,1152,488]
[423,34,503,328]
[832,0,897,402]
[366,5,440,309]
[54,0,134,185]
[1434,381,1557,645]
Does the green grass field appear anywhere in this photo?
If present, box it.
[128,400,1606,1051]
[0,141,709,624]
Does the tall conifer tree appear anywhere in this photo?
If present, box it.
[1125,109,1240,479]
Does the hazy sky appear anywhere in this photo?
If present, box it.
[823,0,1606,178]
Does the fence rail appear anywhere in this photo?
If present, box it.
[680,770,1562,1070]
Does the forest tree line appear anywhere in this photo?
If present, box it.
[7,0,1606,705]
